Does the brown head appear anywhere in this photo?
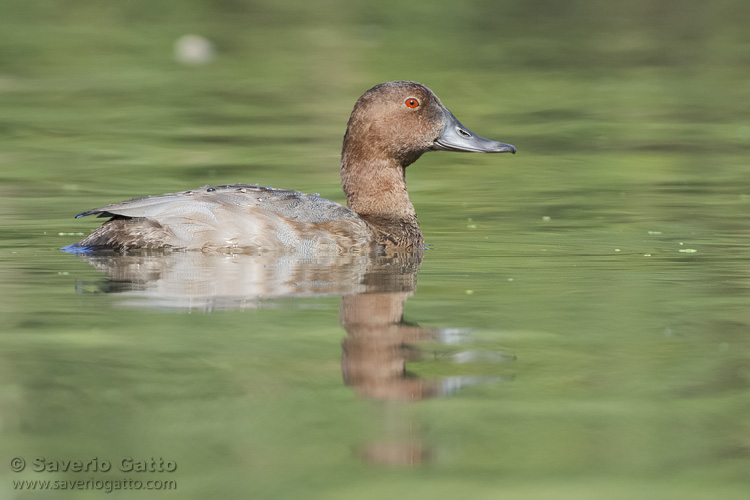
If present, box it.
[340,81,516,247]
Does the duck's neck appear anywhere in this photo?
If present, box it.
[342,156,416,219]
[341,152,423,248]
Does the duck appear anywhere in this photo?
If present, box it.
[64,81,516,256]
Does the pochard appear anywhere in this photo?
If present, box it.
[65,81,515,255]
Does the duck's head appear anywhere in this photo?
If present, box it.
[342,81,516,168]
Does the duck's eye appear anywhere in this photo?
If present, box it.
[405,98,420,109]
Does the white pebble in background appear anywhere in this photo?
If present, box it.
[174,35,216,65]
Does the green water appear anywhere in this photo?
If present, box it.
[2,1,749,498]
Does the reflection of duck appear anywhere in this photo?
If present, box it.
[338,275,512,467]
[65,81,515,255]
[69,250,513,466]
[341,292,439,402]
[340,290,509,403]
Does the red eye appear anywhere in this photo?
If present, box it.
[405,98,420,109]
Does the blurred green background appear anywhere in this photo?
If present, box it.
[1,0,749,498]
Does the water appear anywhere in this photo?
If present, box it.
[1,1,749,498]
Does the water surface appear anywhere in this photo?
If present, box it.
[1,1,749,498]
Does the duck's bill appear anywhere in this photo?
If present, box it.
[432,109,516,154]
